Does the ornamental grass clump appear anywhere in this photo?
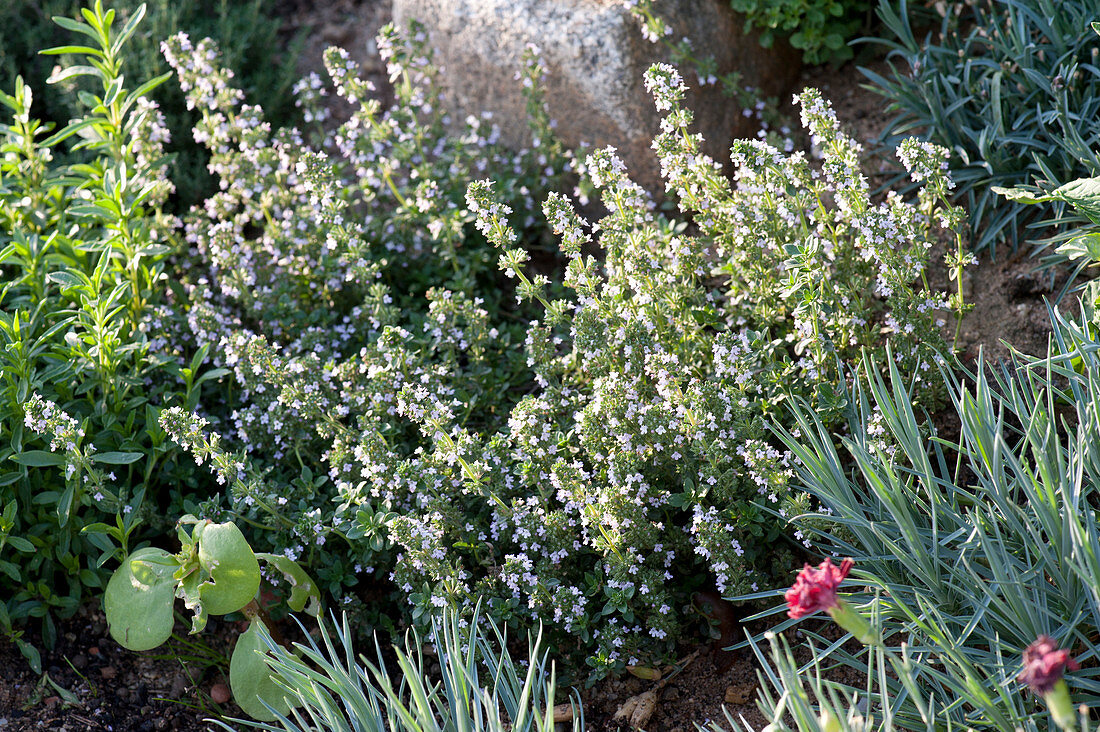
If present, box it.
[218,608,582,732]
[866,0,1100,256]
[727,313,1100,729]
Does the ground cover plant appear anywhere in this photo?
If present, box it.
[150,26,972,684]
[1,0,991,718]
[865,0,1100,257]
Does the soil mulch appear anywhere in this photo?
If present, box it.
[0,604,226,731]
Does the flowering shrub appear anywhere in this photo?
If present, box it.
[146,16,969,678]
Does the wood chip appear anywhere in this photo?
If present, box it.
[723,682,756,705]
[629,690,658,728]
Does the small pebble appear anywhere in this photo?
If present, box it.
[210,683,231,705]
[100,665,117,680]
[71,654,87,670]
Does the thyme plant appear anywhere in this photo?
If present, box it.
[156,29,966,679]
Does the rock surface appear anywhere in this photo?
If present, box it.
[392,0,802,193]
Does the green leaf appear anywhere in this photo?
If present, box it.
[0,559,20,582]
[11,450,65,467]
[5,536,33,553]
[1051,177,1100,225]
[47,270,88,290]
[92,451,144,465]
[49,16,101,42]
[229,619,293,721]
[256,553,321,616]
[81,522,116,535]
[57,484,75,527]
[990,185,1050,205]
[196,521,261,615]
[16,638,42,674]
[39,45,104,57]
[39,118,100,148]
[45,65,103,84]
[1056,233,1100,263]
[122,72,172,114]
[105,547,177,651]
[111,3,147,56]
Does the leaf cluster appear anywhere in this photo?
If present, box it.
[105,515,320,721]
[865,0,1100,256]
[730,0,872,65]
[0,0,302,210]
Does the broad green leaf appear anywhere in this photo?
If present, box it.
[1056,233,1100,263]
[105,547,177,651]
[47,270,88,290]
[196,521,260,615]
[256,553,321,616]
[0,559,19,582]
[92,451,143,465]
[10,450,65,467]
[1051,176,1100,225]
[5,536,33,553]
[230,619,293,721]
[16,638,42,674]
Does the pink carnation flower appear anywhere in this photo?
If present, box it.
[1019,636,1079,695]
[785,557,853,620]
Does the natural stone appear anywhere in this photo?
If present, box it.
[392,0,802,194]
